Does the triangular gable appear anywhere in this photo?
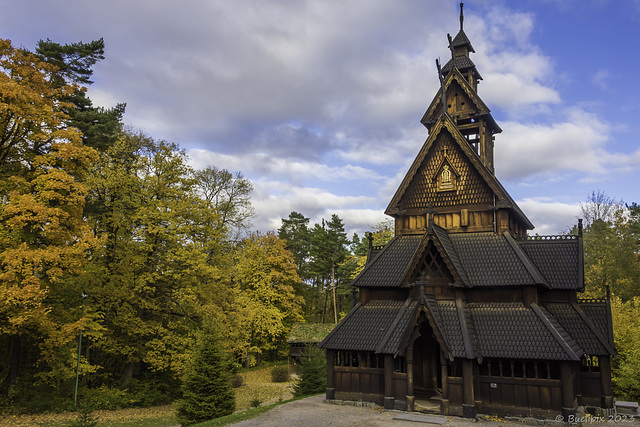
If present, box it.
[386,115,532,230]
[400,223,468,287]
[421,68,498,131]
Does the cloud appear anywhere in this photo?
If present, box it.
[495,108,622,180]
[517,198,581,235]
[592,69,610,90]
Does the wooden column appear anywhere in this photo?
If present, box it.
[384,354,395,409]
[406,348,415,412]
[326,350,335,400]
[561,362,577,419]
[462,359,475,418]
[440,351,449,415]
[599,356,614,408]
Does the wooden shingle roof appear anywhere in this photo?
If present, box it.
[318,299,417,353]
[469,302,582,361]
[352,226,580,291]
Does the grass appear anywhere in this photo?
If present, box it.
[0,363,296,427]
[0,404,178,427]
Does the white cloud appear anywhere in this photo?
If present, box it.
[517,198,581,235]
[495,108,621,180]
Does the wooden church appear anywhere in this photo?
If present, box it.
[319,4,615,419]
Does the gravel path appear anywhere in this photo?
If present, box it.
[229,395,520,426]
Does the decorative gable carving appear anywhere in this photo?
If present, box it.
[397,129,493,212]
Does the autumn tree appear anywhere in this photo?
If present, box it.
[0,39,99,392]
[82,131,225,389]
[579,192,640,300]
[227,232,304,363]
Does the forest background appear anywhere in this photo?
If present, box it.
[0,37,639,414]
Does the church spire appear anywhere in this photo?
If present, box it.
[442,2,480,91]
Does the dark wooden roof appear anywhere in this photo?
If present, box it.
[352,225,581,290]
[319,295,612,360]
[319,299,417,354]
[519,236,583,290]
[351,235,422,288]
[422,68,496,131]
[469,302,582,361]
[451,29,474,50]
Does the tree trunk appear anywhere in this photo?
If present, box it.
[332,263,337,323]
[3,334,21,395]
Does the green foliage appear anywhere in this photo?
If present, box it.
[610,297,640,400]
[293,347,326,397]
[249,397,261,408]
[270,366,289,383]
[68,407,99,427]
[580,194,640,301]
[176,328,235,426]
[231,374,244,388]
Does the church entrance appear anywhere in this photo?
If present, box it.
[413,320,441,401]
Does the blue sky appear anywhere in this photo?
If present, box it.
[3,0,639,236]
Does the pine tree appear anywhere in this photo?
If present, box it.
[176,328,235,426]
[293,346,327,397]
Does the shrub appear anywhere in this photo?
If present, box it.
[293,347,326,397]
[175,329,235,426]
[231,374,244,388]
[67,407,99,427]
[249,397,261,408]
[271,366,289,383]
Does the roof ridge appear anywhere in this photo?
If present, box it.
[375,297,413,354]
[502,231,550,288]
[570,301,616,355]
[530,303,582,361]
[455,298,477,359]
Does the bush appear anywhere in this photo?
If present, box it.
[68,408,99,427]
[175,329,235,426]
[231,374,244,388]
[249,397,261,408]
[293,347,326,397]
[271,366,289,383]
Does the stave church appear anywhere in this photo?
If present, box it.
[318,3,615,419]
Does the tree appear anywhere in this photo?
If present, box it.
[82,131,225,388]
[193,166,254,239]
[0,38,100,391]
[293,346,326,397]
[579,193,640,301]
[610,297,640,400]
[308,215,350,323]
[35,38,125,151]
[278,211,311,279]
[228,232,304,362]
[176,326,235,425]
[346,218,394,280]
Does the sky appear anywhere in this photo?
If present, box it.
[3,0,640,236]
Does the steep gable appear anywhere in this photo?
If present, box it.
[421,69,496,131]
[386,115,532,235]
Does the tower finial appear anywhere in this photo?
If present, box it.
[460,2,464,31]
